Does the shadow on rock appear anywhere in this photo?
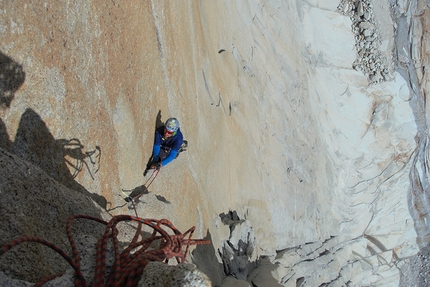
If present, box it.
[0,108,112,282]
[217,210,282,286]
[108,183,172,214]
[155,109,164,129]
[11,108,106,208]
[108,185,150,213]
[0,51,25,109]
[192,230,225,286]
[0,147,106,283]
[143,110,165,175]
[155,194,170,204]
[218,211,257,281]
[0,118,12,151]
[58,138,101,180]
[126,185,149,199]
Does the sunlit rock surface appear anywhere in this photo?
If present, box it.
[1,0,429,286]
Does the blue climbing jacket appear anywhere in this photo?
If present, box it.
[152,126,183,166]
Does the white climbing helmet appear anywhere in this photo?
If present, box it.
[165,118,180,132]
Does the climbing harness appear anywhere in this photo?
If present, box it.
[0,215,210,287]
[121,139,187,215]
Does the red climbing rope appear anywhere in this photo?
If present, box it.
[0,214,210,287]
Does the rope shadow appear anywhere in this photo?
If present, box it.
[58,138,101,180]
[10,108,107,209]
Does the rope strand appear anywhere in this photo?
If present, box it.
[1,215,210,286]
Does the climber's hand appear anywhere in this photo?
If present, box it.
[151,162,162,170]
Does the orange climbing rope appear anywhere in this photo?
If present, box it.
[1,214,210,287]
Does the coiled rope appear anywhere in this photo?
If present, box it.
[1,214,210,286]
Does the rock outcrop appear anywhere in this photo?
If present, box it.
[338,0,392,83]
[139,262,211,287]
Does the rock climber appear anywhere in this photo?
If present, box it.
[149,117,187,171]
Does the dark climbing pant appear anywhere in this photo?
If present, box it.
[160,146,172,160]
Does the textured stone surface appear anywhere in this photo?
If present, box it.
[219,276,251,287]
[138,262,211,287]
[247,257,283,287]
[0,148,107,282]
[1,0,430,286]
[0,271,31,287]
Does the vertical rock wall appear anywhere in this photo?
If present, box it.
[1,0,429,286]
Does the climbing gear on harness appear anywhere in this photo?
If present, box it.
[120,189,135,204]
[175,140,188,159]
[179,140,188,153]
[161,146,171,153]
[165,117,179,132]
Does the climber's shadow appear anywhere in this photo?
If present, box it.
[143,110,164,176]
[108,179,172,213]
[128,185,149,199]
[0,51,25,109]
[123,185,170,204]
[154,110,163,129]
[120,185,149,203]
[10,108,107,209]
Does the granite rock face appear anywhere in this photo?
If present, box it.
[1,0,430,286]
[139,262,211,287]
[0,148,107,282]
[218,211,256,281]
